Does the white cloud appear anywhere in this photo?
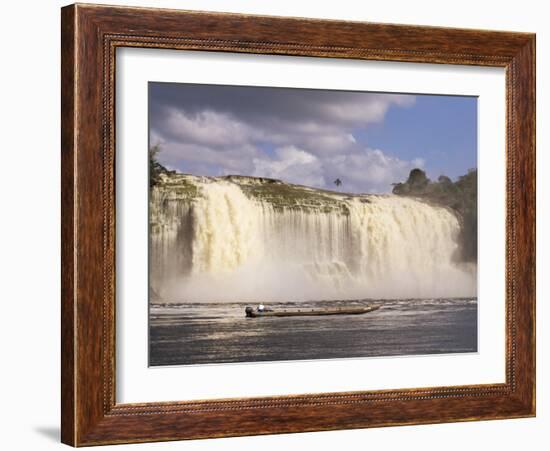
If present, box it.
[159,109,260,147]
[157,141,260,175]
[319,94,415,125]
[326,149,424,193]
[300,133,357,156]
[150,85,420,192]
[250,146,422,193]
[253,146,325,187]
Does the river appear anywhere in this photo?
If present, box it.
[149,298,477,366]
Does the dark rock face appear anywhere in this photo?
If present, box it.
[393,168,478,263]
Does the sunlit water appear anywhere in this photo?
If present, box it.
[149,298,477,366]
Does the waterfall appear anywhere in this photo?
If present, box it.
[150,175,476,302]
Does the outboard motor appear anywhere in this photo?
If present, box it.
[245,306,253,317]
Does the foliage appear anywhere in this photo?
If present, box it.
[149,145,168,187]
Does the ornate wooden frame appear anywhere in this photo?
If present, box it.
[61,3,536,446]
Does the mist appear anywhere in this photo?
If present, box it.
[149,175,476,303]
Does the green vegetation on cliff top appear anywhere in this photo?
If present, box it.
[152,172,370,214]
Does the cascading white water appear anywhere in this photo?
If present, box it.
[150,176,476,302]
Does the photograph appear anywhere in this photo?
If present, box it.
[148,82,479,366]
[1,0,541,447]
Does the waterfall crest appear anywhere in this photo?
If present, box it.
[150,175,476,302]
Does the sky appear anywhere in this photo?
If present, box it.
[149,82,477,194]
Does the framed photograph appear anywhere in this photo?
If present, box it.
[61,3,536,446]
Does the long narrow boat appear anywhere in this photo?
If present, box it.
[245,304,380,318]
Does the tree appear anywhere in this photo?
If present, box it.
[149,144,166,187]
[406,168,429,191]
[334,178,342,187]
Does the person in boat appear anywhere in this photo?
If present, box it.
[257,304,272,313]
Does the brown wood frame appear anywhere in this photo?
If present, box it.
[61,3,536,446]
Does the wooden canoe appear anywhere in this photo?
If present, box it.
[245,305,380,318]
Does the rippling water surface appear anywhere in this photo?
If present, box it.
[149,298,477,366]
